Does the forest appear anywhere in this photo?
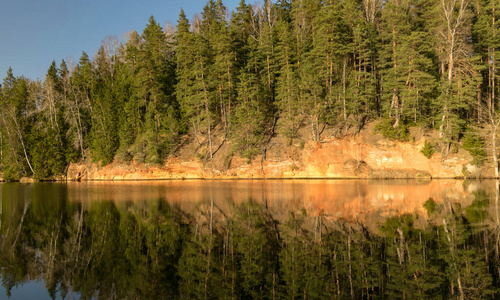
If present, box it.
[1,0,500,180]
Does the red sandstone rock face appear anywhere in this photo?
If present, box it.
[294,136,472,179]
[66,133,476,180]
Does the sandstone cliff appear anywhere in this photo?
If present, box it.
[67,124,479,181]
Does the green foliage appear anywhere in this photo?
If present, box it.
[462,131,487,166]
[423,198,438,215]
[1,150,23,181]
[421,139,436,159]
[0,71,33,180]
[29,127,66,179]
[232,70,267,159]
[4,182,500,298]
[465,190,489,224]
[275,19,300,139]
[375,119,411,141]
[0,0,497,179]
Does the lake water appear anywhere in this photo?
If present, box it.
[0,179,498,299]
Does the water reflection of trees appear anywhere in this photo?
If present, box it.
[3,183,500,299]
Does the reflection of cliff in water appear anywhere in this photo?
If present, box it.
[65,180,475,229]
[0,180,499,299]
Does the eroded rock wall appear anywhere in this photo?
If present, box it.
[67,133,476,180]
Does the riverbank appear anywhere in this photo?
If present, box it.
[2,123,483,182]
[66,124,479,181]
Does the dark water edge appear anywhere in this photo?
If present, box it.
[1,180,500,299]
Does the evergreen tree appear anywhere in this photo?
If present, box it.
[346,0,380,130]
[120,31,143,157]
[139,16,179,163]
[211,0,235,134]
[176,7,217,160]
[379,0,437,129]
[0,69,35,180]
[231,1,278,157]
[89,46,119,165]
[112,56,133,161]
[175,9,197,133]
[291,0,322,139]
[233,68,267,158]
[274,19,300,139]
[120,17,179,164]
[313,0,352,127]
[473,0,500,119]
[229,0,252,72]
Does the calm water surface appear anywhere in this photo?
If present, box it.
[0,180,498,299]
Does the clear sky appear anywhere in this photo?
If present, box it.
[0,0,241,82]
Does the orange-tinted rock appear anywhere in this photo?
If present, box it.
[66,132,476,180]
[19,177,37,183]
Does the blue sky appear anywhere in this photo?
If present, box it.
[0,0,241,81]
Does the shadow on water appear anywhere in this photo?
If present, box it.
[0,179,500,299]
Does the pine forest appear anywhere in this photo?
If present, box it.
[2,0,500,180]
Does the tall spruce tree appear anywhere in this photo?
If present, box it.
[211,0,235,134]
[313,0,352,126]
[347,0,380,130]
[139,16,178,163]
[275,19,300,139]
[121,31,143,157]
[175,9,196,130]
[379,0,438,130]
[89,46,119,165]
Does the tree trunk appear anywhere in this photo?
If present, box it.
[492,4,496,115]
[392,88,400,128]
[348,234,355,299]
[343,57,348,121]
[200,57,213,159]
[227,62,232,134]
[493,124,499,177]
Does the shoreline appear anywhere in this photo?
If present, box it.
[2,172,487,183]
[0,177,480,183]
[1,125,492,183]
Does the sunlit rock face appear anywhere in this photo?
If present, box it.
[296,136,471,178]
[67,132,474,180]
